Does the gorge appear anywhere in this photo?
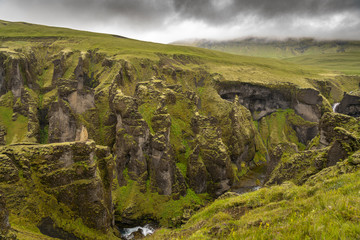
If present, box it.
[0,20,359,240]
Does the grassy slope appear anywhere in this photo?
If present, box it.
[285,52,360,75]
[150,159,360,240]
[0,20,330,89]
[175,38,360,75]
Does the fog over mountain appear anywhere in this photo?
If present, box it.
[0,0,359,43]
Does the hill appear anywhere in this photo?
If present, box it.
[174,37,360,75]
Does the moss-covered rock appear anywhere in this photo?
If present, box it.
[266,112,360,185]
[306,150,360,185]
[187,112,234,196]
[0,141,115,238]
[0,126,6,145]
[149,102,186,196]
[111,88,149,186]
[317,112,360,148]
[0,191,10,236]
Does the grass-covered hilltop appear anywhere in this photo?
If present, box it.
[174,37,360,75]
[0,20,359,240]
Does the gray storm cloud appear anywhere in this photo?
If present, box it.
[0,0,359,43]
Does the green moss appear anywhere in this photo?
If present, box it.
[258,109,312,152]
[8,177,117,240]
[0,106,28,144]
[138,102,157,134]
[37,62,54,89]
[0,142,117,239]
[268,149,328,185]
[38,125,48,144]
[253,151,267,165]
[176,162,187,177]
[42,89,57,108]
[113,180,207,228]
[0,91,14,107]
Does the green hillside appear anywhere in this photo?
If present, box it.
[285,52,360,75]
[0,20,335,87]
[150,156,360,240]
[174,37,360,75]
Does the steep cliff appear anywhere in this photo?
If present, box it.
[0,141,115,239]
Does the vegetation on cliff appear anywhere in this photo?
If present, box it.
[150,157,360,240]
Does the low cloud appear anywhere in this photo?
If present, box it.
[0,0,359,43]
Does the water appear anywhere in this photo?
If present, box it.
[234,185,262,195]
[332,103,340,113]
[120,224,155,239]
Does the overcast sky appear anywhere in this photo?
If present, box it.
[0,0,360,43]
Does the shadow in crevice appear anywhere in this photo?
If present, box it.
[37,217,80,240]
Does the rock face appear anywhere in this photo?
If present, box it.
[111,80,190,196]
[48,55,96,143]
[187,113,234,196]
[0,141,114,235]
[149,102,186,195]
[112,88,150,187]
[48,100,77,142]
[217,82,327,122]
[337,92,360,117]
[0,191,10,237]
[0,126,6,145]
[227,96,267,171]
[0,54,39,143]
[266,112,360,185]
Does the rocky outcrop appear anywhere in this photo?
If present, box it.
[266,112,360,185]
[0,191,10,237]
[337,92,360,117]
[37,217,80,240]
[317,112,359,149]
[0,141,114,234]
[217,82,328,122]
[0,191,16,239]
[48,99,77,143]
[187,113,234,196]
[0,126,6,145]
[306,150,360,185]
[8,58,24,100]
[0,54,7,96]
[112,89,149,186]
[112,81,186,197]
[0,54,39,142]
[149,101,186,195]
[228,96,262,167]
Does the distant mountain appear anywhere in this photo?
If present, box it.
[173,37,360,58]
[173,37,360,75]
